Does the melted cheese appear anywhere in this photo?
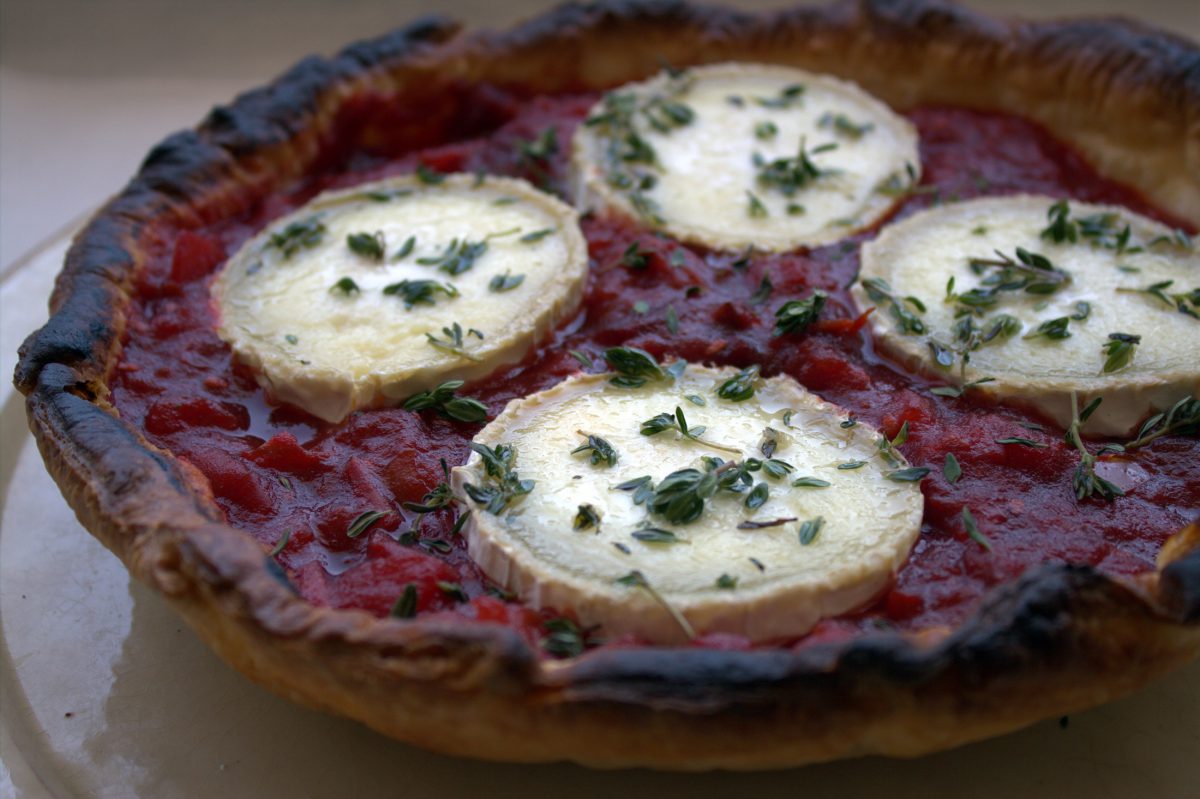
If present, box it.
[451,366,924,644]
[212,175,587,422]
[854,195,1200,435]
[571,62,920,252]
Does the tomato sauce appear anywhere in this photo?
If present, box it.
[110,88,1200,655]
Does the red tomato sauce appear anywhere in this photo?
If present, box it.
[110,89,1200,655]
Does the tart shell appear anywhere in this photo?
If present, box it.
[14,0,1200,768]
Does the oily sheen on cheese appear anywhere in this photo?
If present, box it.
[212,174,587,422]
[854,196,1200,436]
[571,62,920,252]
[450,366,924,644]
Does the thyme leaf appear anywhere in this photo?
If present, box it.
[1101,332,1140,373]
[961,507,991,550]
[347,231,385,261]
[716,364,760,402]
[798,516,824,545]
[346,509,390,539]
[604,346,665,387]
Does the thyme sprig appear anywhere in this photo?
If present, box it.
[773,291,827,336]
[818,111,873,140]
[268,216,325,258]
[958,247,1071,307]
[1121,395,1200,451]
[754,138,837,198]
[640,406,741,454]
[1065,392,1124,502]
[584,71,695,224]
[603,346,666,388]
[462,442,535,514]
[1039,199,1169,254]
[860,277,926,334]
[716,365,760,402]
[425,322,482,361]
[1116,280,1200,320]
[416,238,489,276]
[541,616,600,658]
[615,570,695,640]
[401,380,488,422]
[383,278,459,310]
[572,432,618,467]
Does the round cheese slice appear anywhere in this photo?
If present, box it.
[212,174,588,422]
[571,62,920,252]
[450,365,924,644]
[854,195,1200,436]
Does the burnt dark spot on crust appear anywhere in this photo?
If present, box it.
[1162,547,1200,623]
[29,364,216,512]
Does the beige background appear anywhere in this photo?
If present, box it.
[2,2,1198,797]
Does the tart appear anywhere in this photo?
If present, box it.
[13,0,1200,769]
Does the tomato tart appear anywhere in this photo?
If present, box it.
[13,0,1200,768]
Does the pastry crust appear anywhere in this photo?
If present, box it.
[13,0,1200,768]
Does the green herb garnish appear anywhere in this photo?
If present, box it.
[817,111,873,139]
[268,216,325,258]
[572,432,618,467]
[1065,392,1124,502]
[773,290,827,336]
[755,138,836,197]
[416,238,488,276]
[424,321,481,361]
[614,570,694,639]
[383,278,459,310]
[943,453,962,484]
[961,507,991,550]
[604,346,665,387]
[347,509,390,539]
[574,504,601,531]
[390,584,418,618]
[798,516,824,545]
[461,442,534,514]
[489,271,525,292]
[886,466,931,482]
[347,231,385,261]
[716,364,760,402]
[1101,332,1140,373]
[401,380,488,422]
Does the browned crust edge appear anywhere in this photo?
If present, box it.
[13,0,1200,769]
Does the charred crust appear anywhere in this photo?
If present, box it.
[1162,547,1200,623]
[546,563,1146,711]
[11,0,1200,765]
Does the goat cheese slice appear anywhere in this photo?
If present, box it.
[450,365,924,644]
[212,174,588,422]
[854,195,1200,435]
[571,62,920,252]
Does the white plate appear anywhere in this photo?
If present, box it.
[3,232,1198,798]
